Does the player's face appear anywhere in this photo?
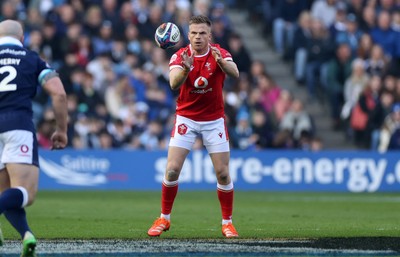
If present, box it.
[188,23,211,54]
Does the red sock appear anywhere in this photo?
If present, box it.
[217,187,234,220]
[161,181,178,215]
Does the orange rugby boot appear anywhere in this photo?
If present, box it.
[147,217,170,237]
[222,223,239,238]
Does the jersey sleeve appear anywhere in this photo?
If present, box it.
[169,50,184,70]
[35,53,56,86]
[220,47,233,62]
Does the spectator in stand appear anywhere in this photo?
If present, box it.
[107,118,132,148]
[272,0,307,57]
[305,18,335,100]
[24,8,43,35]
[376,0,395,14]
[230,111,255,150]
[83,5,103,37]
[347,0,364,24]
[279,98,313,147]
[139,120,166,150]
[26,29,42,55]
[98,130,114,149]
[75,33,94,67]
[356,33,373,59]
[359,5,376,33]
[350,75,382,148]
[250,108,274,149]
[227,33,252,74]
[114,2,137,40]
[369,89,395,150]
[336,13,363,57]
[378,103,400,152]
[391,9,400,32]
[310,136,324,151]
[292,11,312,84]
[270,89,293,130]
[393,21,400,61]
[249,60,266,85]
[124,23,141,55]
[256,72,281,114]
[54,4,76,37]
[364,44,387,77]
[382,75,397,93]
[101,0,119,29]
[36,119,55,149]
[370,11,397,58]
[341,58,369,131]
[211,16,231,50]
[69,0,84,21]
[59,52,82,95]
[210,2,232,30]
[92,20,114,56]
[141,69,174,122]
[311,0,338,28]
[145,47,171,85]
[137,3,163,40]
[325,43,353,130]
[104,75,136,120]
[40,20,64,68]
[86,52,114,94]
[174,7,191,46]
[394,78,400,102]
[193,0,210,16]
[76,72,105,117]
[328,2,348,40]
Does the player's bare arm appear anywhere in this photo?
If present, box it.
[211,46,239,78]
[42,76,68,149]
[170,48,195,90]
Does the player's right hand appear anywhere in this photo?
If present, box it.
[50,131,68,150]
[181,48,194,71]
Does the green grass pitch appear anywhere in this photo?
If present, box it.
[1,191,399,239]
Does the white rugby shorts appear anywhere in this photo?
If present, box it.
[169,115,230,153]
[0,130,37,169]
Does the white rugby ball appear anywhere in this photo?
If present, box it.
[154,22,180,49]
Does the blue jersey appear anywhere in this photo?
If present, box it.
[0,37,53,133]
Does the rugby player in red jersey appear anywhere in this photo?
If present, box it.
[147,15,239,238]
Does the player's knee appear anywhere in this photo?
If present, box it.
[16,186,37,207]
[216,171,230,184]
[165,169,180,181]
[26,188,38,206]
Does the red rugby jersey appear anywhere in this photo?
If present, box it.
[169,44,233,121]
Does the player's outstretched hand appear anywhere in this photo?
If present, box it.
[50,131,68,150]
[181,48,194,71]
[210,45,222,64]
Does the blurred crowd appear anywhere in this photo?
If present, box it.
[7,0,399,152]
[1,0,323,151]
[248,0,400,151]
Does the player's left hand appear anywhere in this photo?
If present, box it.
[50,131,68,150]
[211,45,222,64]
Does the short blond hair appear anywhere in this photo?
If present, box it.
[189,15,212,27]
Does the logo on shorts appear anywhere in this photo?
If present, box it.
[177,123,188,135]
[218,132,223,138]
[20,145,29,153]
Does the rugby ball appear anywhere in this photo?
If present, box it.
[154,22,180,49]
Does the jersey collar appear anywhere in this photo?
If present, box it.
[189,44,210,57]
[0,36,23,47]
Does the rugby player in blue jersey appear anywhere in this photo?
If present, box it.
[0,20,68,257]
